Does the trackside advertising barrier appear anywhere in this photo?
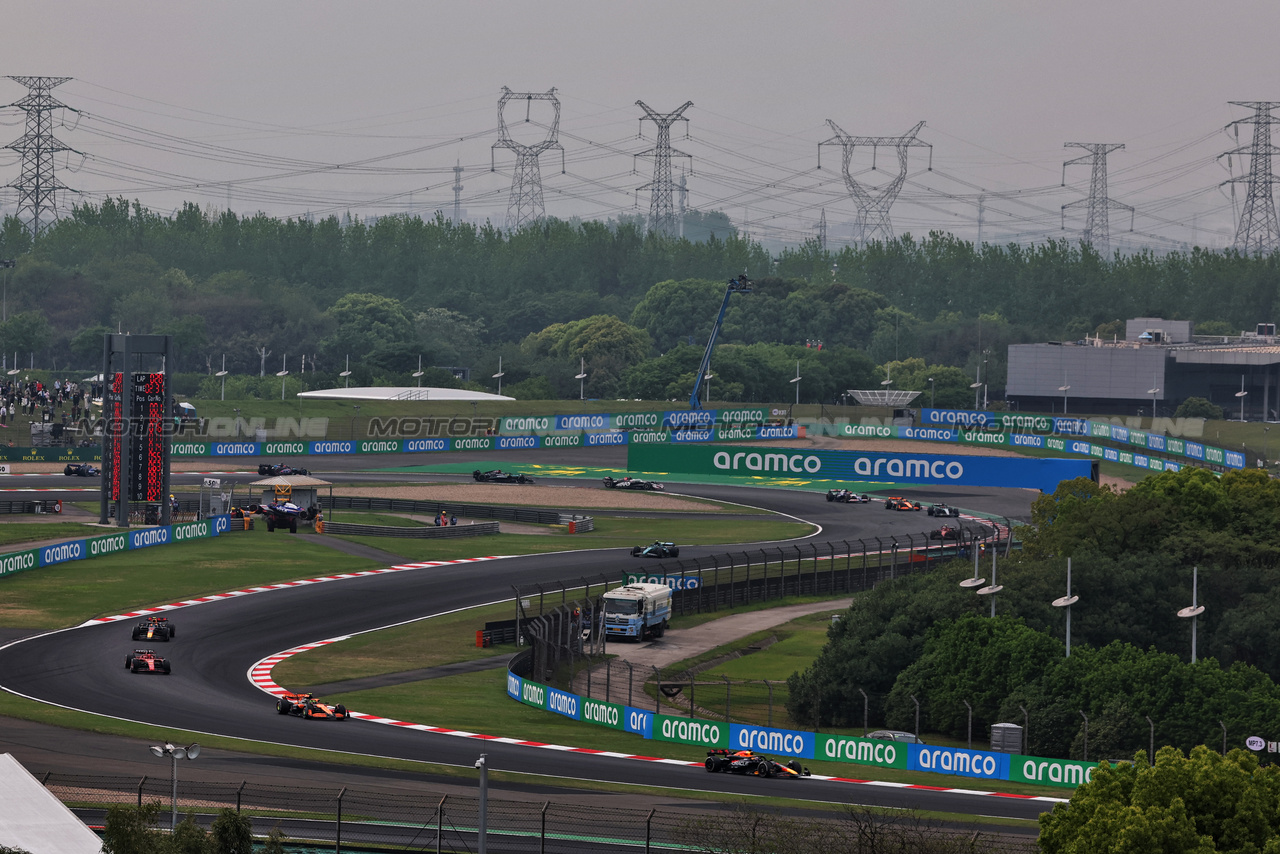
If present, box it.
[628,444,1094,493]
[505,670,1096,789]
[0,515,235,579]
[916,409,1245,471]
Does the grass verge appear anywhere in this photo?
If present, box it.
[328,516,814,561]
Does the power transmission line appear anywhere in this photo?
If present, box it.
[491,87,563,231]
[819,120,931,246]
[633,100,692,237]
[1061,143,1132,256]
[1221,102,1280,253]
[5,76,80,237]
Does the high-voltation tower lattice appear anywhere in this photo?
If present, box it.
[819,120,930,246]
[451,161,464,227]
[5,76,78,238]
[634,100,692,237]
[1222,102,1280,253]
[813,208,828,250]
[1061,143,1132,256]
[491,87,563,231]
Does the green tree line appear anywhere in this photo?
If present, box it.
[5,200,1280,401]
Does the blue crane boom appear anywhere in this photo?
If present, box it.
[689,275,751,410]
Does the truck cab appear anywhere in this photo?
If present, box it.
[602,582,672,641]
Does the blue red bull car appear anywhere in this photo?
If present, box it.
[704,749,810,778]
[131,616,175,642]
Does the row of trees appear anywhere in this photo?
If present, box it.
[786,468,1280,759]
[4,200,1280,399]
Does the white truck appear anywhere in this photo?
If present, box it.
[602,583,672,641]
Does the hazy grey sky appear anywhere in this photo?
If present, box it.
[6,1,1279,250]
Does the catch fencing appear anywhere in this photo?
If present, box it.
[41,772,1036,853]
[515,520,1020,729]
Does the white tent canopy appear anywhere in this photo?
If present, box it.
[0,753,102,854]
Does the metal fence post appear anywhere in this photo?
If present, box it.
[605,660,611,704]
[436,795,446,854]
[137,776,146,808]
[724,675,732,722]
[689,673,695,718]
[765,680,773,726]
[236,780,246,813]
[628,661,634,708]
[541,801,549,854]
[335,786,346,854]
[652,666,661,713]
[859,540,868,590]
[792,544,802,595]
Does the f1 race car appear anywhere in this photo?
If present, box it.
[131,616,176,641]
[125,649,171,674]
[258,463,310,476]
[258,501,306,533]
[884,497,923,511]
[473,469,534,484]
[704,749,811,778]
[64,463,100,477]
[632,541,680,558]
[276,692,349,720]
[826,489,870,503]
[929,524,962,541]
[603,476,665,491]
[927,503,961,517]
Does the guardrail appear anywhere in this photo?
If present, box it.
[320,495,564,524]
[320,520,499,539]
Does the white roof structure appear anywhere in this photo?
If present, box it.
[0,753,102,854]
[298,386,514,402]
[250,475,332,488]
[848,389,922,406]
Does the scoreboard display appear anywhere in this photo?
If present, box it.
[130,372,166,502]
[102,371,167,505]
[104,372,124,503]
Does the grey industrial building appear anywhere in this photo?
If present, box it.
[1007,318,1280,418]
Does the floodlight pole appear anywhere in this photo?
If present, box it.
[1052,557,1080,656]
[1177,566,1205,662]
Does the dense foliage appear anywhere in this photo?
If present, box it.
[4,200,1280,401]
[1038,747,1280,854]
[787,468,1280,759]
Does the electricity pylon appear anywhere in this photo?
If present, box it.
[1222,102,1280,254]
[1061,143,1132,256]
[813,208,828,250]
[819,120,931,246]
[5,76,79,238]
[491,87,563,231]
[451,161,464,227]
[634,100,692,237]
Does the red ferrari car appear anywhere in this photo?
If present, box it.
[125,649,171,674]
[276,692,349,720]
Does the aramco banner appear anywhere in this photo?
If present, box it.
[627,444,1095,492]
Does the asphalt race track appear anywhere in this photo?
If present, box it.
[0,448,1051,822]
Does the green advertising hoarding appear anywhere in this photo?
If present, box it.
[816,734,909,769]
[580,697,626,731]
[653,714,729,748]
[1007,754,1098,788]
[0,547,40,578]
